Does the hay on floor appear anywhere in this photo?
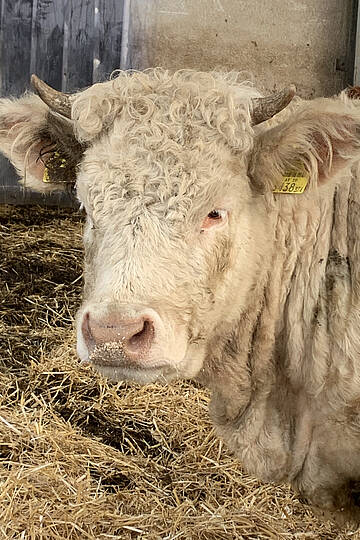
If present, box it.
[0,204,358,539]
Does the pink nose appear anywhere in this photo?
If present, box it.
[82,312,155,364]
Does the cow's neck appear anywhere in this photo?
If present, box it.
[199,170,360,483]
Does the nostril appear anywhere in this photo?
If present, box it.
[129,319,151,344]
[127,319,154,354]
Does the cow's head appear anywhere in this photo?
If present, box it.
[2,70,360,385]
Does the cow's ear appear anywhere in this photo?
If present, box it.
[249,97,360,192]
[0,93,78,193]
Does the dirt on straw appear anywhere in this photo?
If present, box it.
[0,204,359,540]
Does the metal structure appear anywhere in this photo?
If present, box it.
[353,0,360,84]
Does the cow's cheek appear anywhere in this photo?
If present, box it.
[180,347,207,379]
[155,313,182,356]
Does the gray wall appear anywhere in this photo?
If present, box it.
[126,0,357,98]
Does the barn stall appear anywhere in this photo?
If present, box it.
[1,1,360,538]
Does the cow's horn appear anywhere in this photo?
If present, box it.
[251,85,296,125]
[31,74,72,118]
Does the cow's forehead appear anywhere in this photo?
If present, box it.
[73,70,258,222]
[77,130,245,226]
[72,69,259,149]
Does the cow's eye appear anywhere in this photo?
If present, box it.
[201,209,228,231]
[208,210,222,220]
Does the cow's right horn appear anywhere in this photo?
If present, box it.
[31,74,72,119]
[251,85,296,125]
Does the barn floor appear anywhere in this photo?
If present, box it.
[0,204,359,540]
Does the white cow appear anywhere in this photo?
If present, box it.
[1,70,360,517]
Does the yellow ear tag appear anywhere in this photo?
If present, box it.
[42,151,68,183]
[273,170,308,194]
[42,167,51,183]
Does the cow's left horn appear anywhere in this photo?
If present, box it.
[251,85,296,125]
[31,74,72,119]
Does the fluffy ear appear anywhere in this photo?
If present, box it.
[249,97,360,192]
[0,93,81,193]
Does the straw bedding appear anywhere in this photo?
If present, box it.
[0,204,359,539]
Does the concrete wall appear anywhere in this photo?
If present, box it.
[125,0,357,98]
